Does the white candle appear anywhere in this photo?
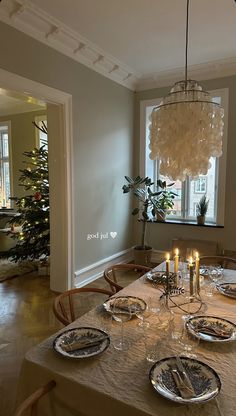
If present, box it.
[174,248,179,274]
[189,256,194,296]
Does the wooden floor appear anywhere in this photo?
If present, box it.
[0,266,144,416]
[0,271,115,416]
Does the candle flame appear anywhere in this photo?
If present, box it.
[175,248,179,256]
[166,252,170,261]
[189,256,193,265]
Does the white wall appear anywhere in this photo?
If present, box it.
[0,21,134,283]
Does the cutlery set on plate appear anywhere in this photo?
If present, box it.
[170,357,195,399]
[60,335,109,352]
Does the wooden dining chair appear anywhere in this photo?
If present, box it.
[200,256,236,270]
[14,380,56,416]
[103,263,151,293]
[53,287,113,326]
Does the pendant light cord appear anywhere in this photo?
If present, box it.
[185,0,190,86]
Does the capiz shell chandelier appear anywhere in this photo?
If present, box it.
[149,0,224,181]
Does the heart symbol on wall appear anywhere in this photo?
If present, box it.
[110,232,117,239]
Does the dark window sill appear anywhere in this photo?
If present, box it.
[147,219,224,228]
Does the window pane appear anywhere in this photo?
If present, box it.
[188,157,216,220]
[159,175,182,218]
[145,107,155,180]
[0,125,11,208]
[2,133,9,157]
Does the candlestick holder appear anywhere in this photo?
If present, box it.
[155,271,205,315]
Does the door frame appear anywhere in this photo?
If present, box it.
[0,67,74,292]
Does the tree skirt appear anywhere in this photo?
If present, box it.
[0,259,38,282]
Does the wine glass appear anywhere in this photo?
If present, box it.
[178,317,200,359]
[208,265,224,288]
[134,301,152,328]
[111,298,131,351]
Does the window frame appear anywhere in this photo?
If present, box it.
[140,88,229,226]
[35,115,47,148]
[0,120,13,208]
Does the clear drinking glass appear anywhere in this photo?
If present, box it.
[178,318,200,358]
[209,265,224,287]
[204,279,215,297]
[157,296,174,330]
[112,298,131,351]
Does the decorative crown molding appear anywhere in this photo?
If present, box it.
[134,57,236,91]
[1,0,236,92]
[0,0,139,90]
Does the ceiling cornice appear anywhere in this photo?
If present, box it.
[135,57,236,91]
[1,0,236,92]
[0,0,140,90]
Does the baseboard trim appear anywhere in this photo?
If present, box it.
[74,247,133,288]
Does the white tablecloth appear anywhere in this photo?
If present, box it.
[16,266,236,416]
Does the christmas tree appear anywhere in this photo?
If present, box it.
[7,122,50,261]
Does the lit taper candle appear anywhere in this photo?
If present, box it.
[195,251,200,294]
[189,256,194,297]
[166,252,170,274]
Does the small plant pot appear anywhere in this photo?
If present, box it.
[197,215,205,225]
[156,211,166,222]
[133,246,152,266]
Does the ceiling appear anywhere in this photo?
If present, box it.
[1,0,236,90]
[0,89,46,116]
[30,0,236,74]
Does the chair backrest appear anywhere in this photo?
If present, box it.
[14,380,56,416]
[172,238,219,258]
[53,287,113,325]
[104,263,151,293]
[200,256,236,269]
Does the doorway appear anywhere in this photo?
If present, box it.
[0,67,73,292]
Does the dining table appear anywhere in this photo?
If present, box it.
[15,262,236,416]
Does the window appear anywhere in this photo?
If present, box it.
[194,177,207,193]
[0,122,12,208]
[35,115,48,150]
[140,89,228,225]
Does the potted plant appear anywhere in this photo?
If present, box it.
[196,194,209,225]
[155,180,176,221]
[122,176,173,265]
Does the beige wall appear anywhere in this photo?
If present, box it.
[135,75,236,253]
[0,21,134,272]
[0,110,46,199]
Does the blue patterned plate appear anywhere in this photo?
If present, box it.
[217,282,236,299]
[103,296,146,316]
[53,327,110,359]
[150,356,221,404]
[186,315,236,342]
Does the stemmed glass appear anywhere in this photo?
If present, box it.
[209,265,224,286]
[111,298,131,351]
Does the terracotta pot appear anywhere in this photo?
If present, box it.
[133,246,152,266]
[197,215,205,225]
[156,211,166,222]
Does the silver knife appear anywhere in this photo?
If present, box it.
[175,356,195,393]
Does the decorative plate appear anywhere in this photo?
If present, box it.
[216,282,236,299]
[186,315,236,343]
[53,327,110,359]
[149,356,221,404]
[103,296,146,315]
[146,271,177,286]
